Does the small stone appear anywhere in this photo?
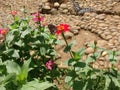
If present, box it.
[64,32,74,39]
[97,30,103,34]
[85,47,94,54]
[60,4,67,9]
[102,51,108,56]
[117,56,120,60]
[43,5,51,10]
[71,29,79,35]
[50,8,58,14]
[42,0,48,3]
[62,9,68,14]
[97,40,107,48]
[106,35,112,40]
[95,14,106,20]
[118,36,120,43]
[54,2,60,7]
[56,53,61,59]
[99,60,104,66]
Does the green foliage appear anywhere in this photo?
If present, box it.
[65,43,120,90]
[21,81,54,90]
[0,14,60,90]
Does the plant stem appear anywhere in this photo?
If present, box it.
[61,33,73,58]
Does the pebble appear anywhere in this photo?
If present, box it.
[50,8,58,14]
[105,35,112,40]
[95,14,106,20]
[54,2,60,8]
[43,5,51,10]
[60,4,67,9]
[62,9,68,14]
[71,30,79,35]
[97,40,107,48]
[102,51,108,56]
[64,32,74,39]
[85,47,94,54]
[118,36,120,43]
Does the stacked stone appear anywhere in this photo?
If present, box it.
[77,0,120,14]
[78,12,120,51]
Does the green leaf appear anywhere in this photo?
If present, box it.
[65,71,77,83]
[64,41,76,53]
[104,75,111,90]
[86,56,95,64]
[0,86,6,90]
[5,61,21,74]
[73,80,85,90]
[2,73,16,85]
[21,29,30,38]
[72,51,81,61]
[14,40,24,47]
[17,58,31,81]
[12,50,20,58]
[8,23,19,29]
[41,33,49,39]
[68,59,77,66]
[40,47,46,56]
[111,76,120,87]
[65,76,73,83]
[74,62,86,71]
[76,48,85,56]
[14,16,19,21]
[21,81,54,90]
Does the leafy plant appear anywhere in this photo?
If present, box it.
[63,40,120,90]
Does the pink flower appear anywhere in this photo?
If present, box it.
[33,16,44,22]
[0,28,8,35]
[31,12,39,17]
[10,11,17,16]
[45,60,54,70]
[32,12,44,22]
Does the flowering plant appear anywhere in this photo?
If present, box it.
[56,24,70,35]
[0,11,61,90]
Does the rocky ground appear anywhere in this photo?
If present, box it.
[0,0,120,69]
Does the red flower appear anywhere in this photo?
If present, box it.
[10,11,17,16]
[56,24,70,34]
[45,60,54,70]
[0,28,8,35]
